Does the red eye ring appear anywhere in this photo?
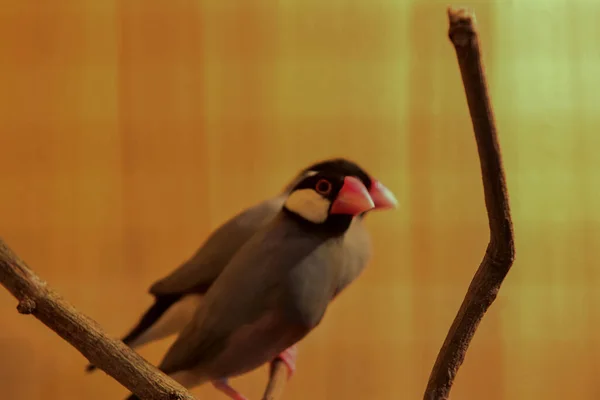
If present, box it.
[315,179,332,195]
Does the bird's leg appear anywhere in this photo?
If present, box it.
[212,378,248,400]
[272,344,298,378]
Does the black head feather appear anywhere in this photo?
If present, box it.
[301,158,373,191]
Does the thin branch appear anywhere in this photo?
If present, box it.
[423,7,515,400]
[262,360,289,400]
[0,238,196,400]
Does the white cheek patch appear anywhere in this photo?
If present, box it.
[285,189,330,223]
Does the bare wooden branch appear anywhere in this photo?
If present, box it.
[0,238,196,400]
[423,7,516,400]
[262,360,289,400]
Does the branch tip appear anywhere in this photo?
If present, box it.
[447,6,475,25]
[447,6,477,46]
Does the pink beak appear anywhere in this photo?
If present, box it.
[369,179,398,210]
[330,176,375,216]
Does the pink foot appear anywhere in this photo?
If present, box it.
[212,379,248,400]
[273,344,298,379]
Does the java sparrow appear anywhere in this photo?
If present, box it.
[86,158,397,381]
[123,169,382,400]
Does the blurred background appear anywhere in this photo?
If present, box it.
[1,0,599,399]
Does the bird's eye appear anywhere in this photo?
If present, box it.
[315,179,332,195]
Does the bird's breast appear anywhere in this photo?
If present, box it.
[276,238,343,333]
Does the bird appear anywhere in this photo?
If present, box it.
[123,169,383,400]
[86,158,397,384]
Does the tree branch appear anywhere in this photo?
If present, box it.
[0,238,196,400]
[423,7,516,400]
[262,360,289,400]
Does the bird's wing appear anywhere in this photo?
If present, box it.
[149,196,285,297]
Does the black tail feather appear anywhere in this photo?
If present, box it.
[84,294,182,373]
[120,294,182,346]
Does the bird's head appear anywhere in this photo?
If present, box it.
[293,158,398,216]
[283,170,375,233]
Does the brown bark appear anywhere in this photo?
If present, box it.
[423,7,516,400]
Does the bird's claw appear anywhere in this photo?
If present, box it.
[273,344,298,379]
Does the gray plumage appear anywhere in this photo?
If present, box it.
[150,196,287,297]
[158,213,345,380]
[125,213,370,399]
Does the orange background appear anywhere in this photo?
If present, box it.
[1,1,599,399]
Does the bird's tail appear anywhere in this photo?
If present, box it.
[85,295,182,373]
